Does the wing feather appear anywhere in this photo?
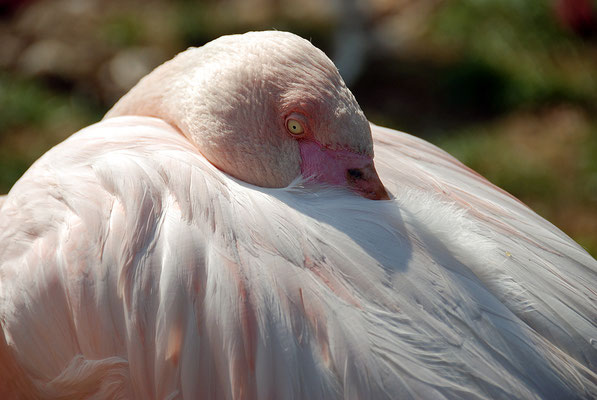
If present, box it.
[0,117,595,399]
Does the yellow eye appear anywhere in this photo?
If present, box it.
[286,119,304,135]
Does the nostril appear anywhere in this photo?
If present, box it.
[347,168,364,180]
[345,163,389,200]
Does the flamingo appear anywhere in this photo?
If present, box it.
[0,31,596,399]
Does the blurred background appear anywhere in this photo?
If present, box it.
[0,0,596,256]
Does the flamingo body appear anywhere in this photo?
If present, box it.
[0,31,596,399]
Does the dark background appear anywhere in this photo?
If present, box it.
[1,0,596,256]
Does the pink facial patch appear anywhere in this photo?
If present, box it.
[298,140,372,186]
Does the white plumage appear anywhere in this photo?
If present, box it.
[0,31,596,399]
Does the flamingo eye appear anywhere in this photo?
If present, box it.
[286,119,304,135]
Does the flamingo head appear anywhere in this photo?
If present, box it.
[106,31,389,200]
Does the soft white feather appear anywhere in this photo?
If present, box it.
[1,115,596,399]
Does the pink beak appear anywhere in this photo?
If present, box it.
[299,141,390,200]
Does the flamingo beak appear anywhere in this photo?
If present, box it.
[298,140,389,200]
[346,163,390,200]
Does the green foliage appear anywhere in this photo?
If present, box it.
[0,73,59,132]
[100,14,145,47]
[0,73,102,193]
[440,58,513,114]
[0,151,30,194]
[0,74,100,132]
[175,1,216,46]
[576,235,597,259]
[429,0,597,109]
[433,128,558,200]
[579,127,597,201]
[173,0,333,49]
